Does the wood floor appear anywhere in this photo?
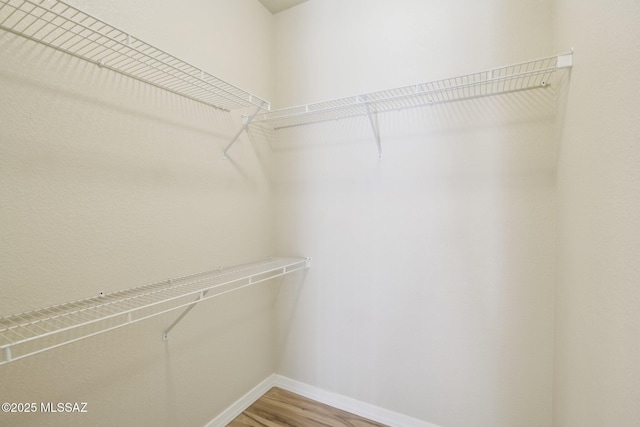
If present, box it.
[227,387,389,427]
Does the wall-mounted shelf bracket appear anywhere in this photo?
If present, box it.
[162,290,208,341]
[362,96,383,159]
[557,50,573,69]
[222,102,266,159]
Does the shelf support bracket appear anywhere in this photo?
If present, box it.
[222,102,265,159]
[162,290,208,341]
[363,96,382,159]
[557,49,573,69]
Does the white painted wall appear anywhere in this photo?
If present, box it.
[553,0,640,426]
[272,1,557,426]
[273,0,554,107]
[4,0,638,426]
[0,1,277,426]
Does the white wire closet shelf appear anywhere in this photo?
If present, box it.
[255,52,573,129]
[0,257,310,366]
[252,51,573,157]
[0,0,270,112]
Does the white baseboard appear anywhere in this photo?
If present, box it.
[205,374,277,427]
[205,373,441,427]
[272,375,441,427]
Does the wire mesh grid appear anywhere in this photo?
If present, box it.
[253,53,568,130]
[0,257,309,365]
[0,0,270,111]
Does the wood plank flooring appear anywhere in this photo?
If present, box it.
[227,387,389,427]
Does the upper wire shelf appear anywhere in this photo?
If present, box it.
[252,52,573,130]
[0,257,310,366]
[0,0,270,112]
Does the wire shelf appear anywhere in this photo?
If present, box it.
[0,257,310,366]
[0,0,270,112]
[253,52,572,130]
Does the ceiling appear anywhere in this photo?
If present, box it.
[257,0,309,14]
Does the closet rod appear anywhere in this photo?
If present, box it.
[0,0,270,112]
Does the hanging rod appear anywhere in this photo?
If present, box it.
[0,0,271,112]
[251,51,573,156]
[0,257,311,366]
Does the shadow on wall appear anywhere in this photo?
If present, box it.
[0,34,270,193]
[274,268,311,369]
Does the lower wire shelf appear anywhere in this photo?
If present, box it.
[0,256,310,366]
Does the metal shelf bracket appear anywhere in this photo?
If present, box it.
[362,96,383,159]
[222,102,267,160]
[162,290,208,341]
[557,50,573,69]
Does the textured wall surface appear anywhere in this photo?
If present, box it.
[0,1,278,426]
[3,0,638,426]
[271,1,557,426]
[553,0,640,426]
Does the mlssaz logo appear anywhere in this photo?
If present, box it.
[40,402,88,413]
